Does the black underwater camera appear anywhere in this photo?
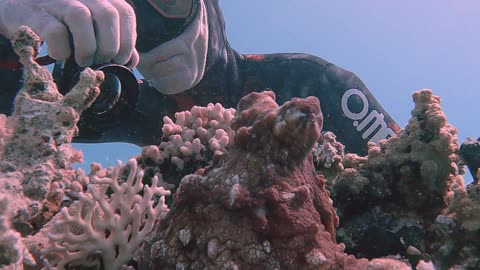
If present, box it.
[52,57,139,116]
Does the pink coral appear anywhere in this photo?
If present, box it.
[137,102,237,197]
[159,102,235,164]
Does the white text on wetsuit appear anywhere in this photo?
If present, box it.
[341,89,395,143]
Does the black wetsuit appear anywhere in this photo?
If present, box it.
[0,0,399,155]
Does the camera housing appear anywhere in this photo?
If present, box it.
[52,58,139,116]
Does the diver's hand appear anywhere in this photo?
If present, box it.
[0,0,139,67]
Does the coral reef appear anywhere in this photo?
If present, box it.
[329,89,479,269]
[435,169,480,268]
[0,26,104,269]
[0,26,169,269]
[1,26,479,270]
[434,184,480,269]
[0,193,35,269]
[137,103,236,194]
[42,158,170,270]
[311,131,345,184]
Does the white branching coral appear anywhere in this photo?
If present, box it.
[42,158,170,269]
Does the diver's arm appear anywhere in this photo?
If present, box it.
[0,34,22,115]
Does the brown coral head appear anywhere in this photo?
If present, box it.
[272,96,323,160]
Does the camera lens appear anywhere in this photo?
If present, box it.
[53,59,139,116]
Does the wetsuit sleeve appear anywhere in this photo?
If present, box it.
[0,35,23,115]
[324,63,399,153]
[238,53,400,155]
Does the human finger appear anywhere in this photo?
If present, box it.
[40,18,72,60]
[109,0,137,65]
[126,48,139,68]
[49,1,97,67]
[6,9,72,60]
[80,0,120,64]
